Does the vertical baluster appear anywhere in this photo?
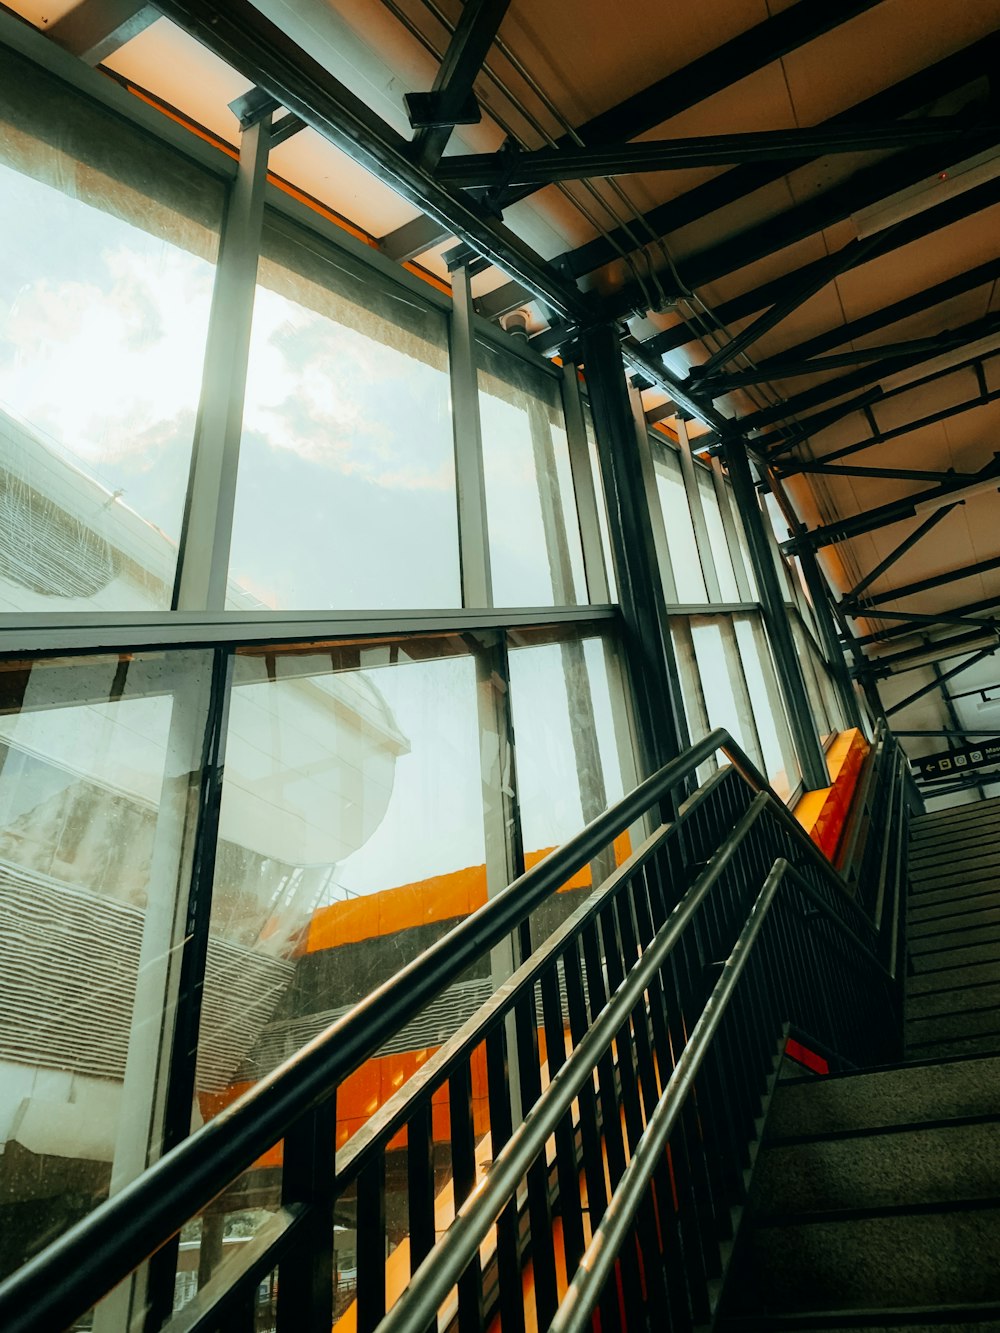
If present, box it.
[357,1150,387,1333]
[539,960,586,1284]
[448,1058,485,1333]
[513,982,559,1331]
[484,1024,525,1333]
[276,1096,336,1333]
[406,1096,437,1333]
[562,938,618,1333]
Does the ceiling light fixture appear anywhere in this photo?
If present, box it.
[851,145,1000,239]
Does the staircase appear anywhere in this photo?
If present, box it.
[719,800,1000,1332]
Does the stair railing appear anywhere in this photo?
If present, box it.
[0,728,896,1333]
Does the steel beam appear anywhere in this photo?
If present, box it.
[438,120,973,187]
[843,506,958,602]
[783,462,961,484]
[379,214,454,263]
[490,0,884,214]
[845,551,1000,612]
[885,644,998,715]
[47,0,156,64]
[722,440,828,788]
[155,0,589,327]
[603,124,1000,323]
[715,256,1000,390]
[701,326,1000,393]
[406,0,511,169]
[735,311,1000,434]
[853,592,1000,648]
[563,31,1000,282]
[786,458,1000,552]
[642,173,1000,361]
[861,626,1000,673]
[773,380,1000,468]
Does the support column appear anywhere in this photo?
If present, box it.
[796,538,866,732]
[174,115,271,611]
[449,261,492,607]
[722,438,829,789]
[580,326,688,775]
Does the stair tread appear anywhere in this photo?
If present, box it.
[741,1205,1000,1311]
[753,1122,1000,1218]
[764,1056,1000,1138]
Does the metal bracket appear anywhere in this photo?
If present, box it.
[405,89,481,129]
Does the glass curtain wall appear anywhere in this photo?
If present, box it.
[0,43,223,613]
[650,430,805,797]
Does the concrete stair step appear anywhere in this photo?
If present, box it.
[909,840,1000,870]
[907,981,1000,1020]
[908,864,1000,894]
[911,819,1000,848]
[909,894,1000,927]
[906,1007,1000,1048]
[740,1204,1000,1312]
[907,1033,1000,1060]
[764,1056,1000,1139]
[909,940,1000,974]
[752,1121,1000,1218]
[908,921,1000,954]
[720,1308,1000,1332]
[720,1310,1000,1332]
[911,800,1000,833]
[908,883,1000,912]
[907,959,1000,996]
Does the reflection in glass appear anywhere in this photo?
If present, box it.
[507,628,638,939]
[733,614,799,799]
[229,218,460,610]
[697,469,741,601]
[478,341,587,607]
[654,448,706,602]
[0,46,221,612]
[0,650,213,1281]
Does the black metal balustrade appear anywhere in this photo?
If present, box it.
[0,728,909,1333]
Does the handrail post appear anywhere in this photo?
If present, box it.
[276,1095,337,1332]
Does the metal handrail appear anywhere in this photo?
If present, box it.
[372,831,891,1333]
[546,857,855,1333]
[0,727,870,1332]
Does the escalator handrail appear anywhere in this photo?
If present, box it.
[0,728,860,1330]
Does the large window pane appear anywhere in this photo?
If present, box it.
[689,616,762,770]
[478,341,587,607]
[733,613,800,800]
[228,218,460,610]
[506,627,638,938]
[697,469,740,601]
[0,650,213,1280]
[193,634,500,1314]
[0,47,222,612]
[654,448,706,602]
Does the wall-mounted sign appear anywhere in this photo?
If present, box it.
[915,737,1000,780]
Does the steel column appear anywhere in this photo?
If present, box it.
[581,327,688,774]
[722,440,828,788]
[561,363,611,603]
[450,261,493,607]
[173,114,270,611]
